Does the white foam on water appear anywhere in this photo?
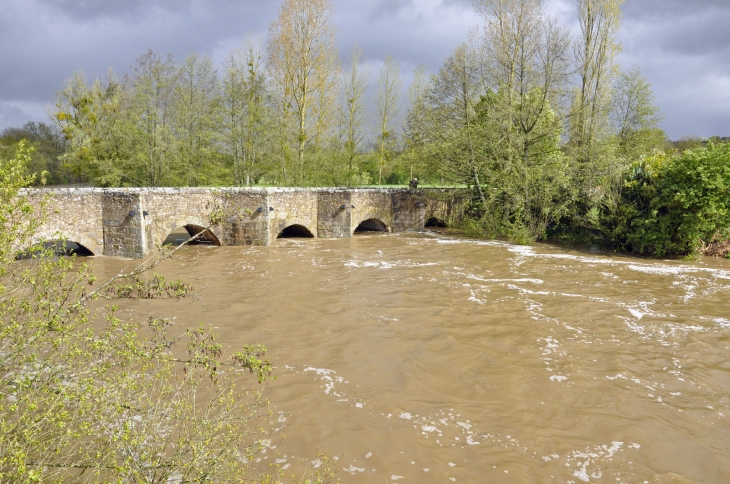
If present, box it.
[468,288,487,305]
[344,260,438,270]
[399,412,412,420]
[550,375,568,382]
[466,274,545,285]
[343,465,365,474]
[391,475,403,481]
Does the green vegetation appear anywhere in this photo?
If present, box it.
[563,144,730,257]
[4,0,730,257]
[0,142,337,482]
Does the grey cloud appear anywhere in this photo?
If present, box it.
[369,0,414,20]
[1,0,729,137]
[0,0,277,101]
[622,0,730,20]
[0,103,42,131]
[36,0,200,21]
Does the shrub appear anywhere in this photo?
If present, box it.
[0,143,335,483]
[626,145,730,256]
[583,144,730,257]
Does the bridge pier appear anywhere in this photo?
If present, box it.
[23,187,441,259]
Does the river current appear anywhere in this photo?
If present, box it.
[90,232,730,483]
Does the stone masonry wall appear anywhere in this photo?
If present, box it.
[102,191,146,259]
[391,190,426,232]
[267,190,319,243]
[23,187,442,258]
[23,188,104,255]
[216,189,270,247]
[420,188,471,226]
[350,190,394,234]
[141,189,220,249]
[317,189,352,239]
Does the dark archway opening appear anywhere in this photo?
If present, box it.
[354,219,388,234]
[22,240,94,258]
[277,224,315,239]
[425,217,448,228]
[162,225,221,247]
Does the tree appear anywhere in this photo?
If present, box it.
[341,46,369,186]
[267,0,339,185]
[418,43,486,197]
[611,66,665,160]
[403,64,429,182]
[173,53,222,187]
[54,71,134,187]
[374,54,402,185]
[221,40,274,186]
[472,0,573,238]
[127,50,179,187]
[568,0,625,166]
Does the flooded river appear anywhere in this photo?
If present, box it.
[89,232,730,483]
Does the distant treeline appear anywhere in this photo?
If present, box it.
[2,0,730,256]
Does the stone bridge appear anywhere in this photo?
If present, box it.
[22,187,467,259]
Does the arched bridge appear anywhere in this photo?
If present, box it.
[22,187,461,259]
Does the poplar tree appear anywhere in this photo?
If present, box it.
[266,0,339,185]
[569,0,624,165]
[375,54,402,186]
[341,46,369,186]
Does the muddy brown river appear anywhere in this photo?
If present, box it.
[89,232,730,483]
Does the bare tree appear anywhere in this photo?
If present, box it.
[341,46,369,186]
[375,54,402,185]
[267,0,339,185]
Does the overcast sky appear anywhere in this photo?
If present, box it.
[1,0,728,139]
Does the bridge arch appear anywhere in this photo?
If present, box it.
[425,217,447,228]
[31,231,99,256]
[277,224,315,239]
[354,218,389,234]
[162,220,221,246]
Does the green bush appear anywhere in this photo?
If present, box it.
[588,144,730,257]
[634,145,730,256]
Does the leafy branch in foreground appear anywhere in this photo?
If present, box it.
[0,142,335,483]
[100,273,194,299]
